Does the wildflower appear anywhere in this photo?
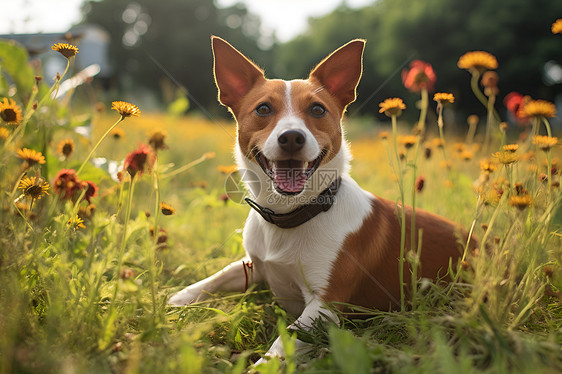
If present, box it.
[0,98,23,125]
[401,60,436,92]
[52,43,79,59]
[378,131,389,140]
[379,98,406,117]
[160,202,175,216]
[503,144,519,153]
[432,138,445,148]
[433,92,455,105]
[17,148,46,166]
[399,135,417,149]
[467,115,479,126]
[514,182,528,196]
[461,150,474,161]
[83,181,98,203]
[110,127,125,140]
[457,51,498,72]
[150,227,168,247]
[415,175,425,192]
[509,194,532,210]
[78,203,96,220]
[0,127,9,140]
[217,165,238,174]
[453,143,466,153]
[18,177,50,200]
[67,216,86,230]
[492,151,518,165]
[123,143,152,178]
[483,189,501,206]
[57,138,75,159]
[552,19,562,34]
[521,99,556,119]
[533,135,558,151]
[53,169,82,200]
[111,101,141,118]
[148,129,168,151]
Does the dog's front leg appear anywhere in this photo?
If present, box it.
[168,258,260,306]
[257,297,338,364]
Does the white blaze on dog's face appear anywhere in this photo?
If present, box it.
[212,36,364,196]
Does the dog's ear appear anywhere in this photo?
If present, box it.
[212,36,265,109]
[309,39,365,108]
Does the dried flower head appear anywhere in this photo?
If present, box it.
[503,144,519,153]
[19,176,50,200]
[53,169,82,200]
[83,180,98,203]
[110,127,125,140]
[160,202,175,216]
[0,98,23,125]
[57,138,75,159]
[401,60,436,92]
[379,98,406,117]
[123,143,153,178]
[433,92,455,105]
[552,19,562,34]
[533,135,558,151]
[148,129,168,151]
[481,71,499,88]
[52,43,79,58]
[521,99,556,119]
[509,194,532,210]
[457,51,498,72]
[111,101,141,118]
[17,148,46,166]
[492,151,518,165]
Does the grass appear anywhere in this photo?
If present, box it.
[1,40,562,373]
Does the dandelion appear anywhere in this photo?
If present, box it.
[533,135,558,151]
[123,143,153,178]
[399,135,417,150]
[217,165,238,174]
[552,19,562,34]
[379,98,406,117]
[509,194,532,210]
[0,98,23,125]
[493,151,518,165]
[503,144,519,153]
[57,138,75,159]
[19,176,49,200]
[433,92,455,105]
[111,101,141,118]
[52,43,79,59]
[401,60,436,92]
[457,51,498,72]
[148,129,168,151]
[0,127,9,140]
[521,99,556,119]
[110,127,125,140]
[67,215,86,230]
[17,148,46,166]
[160,202,175,216]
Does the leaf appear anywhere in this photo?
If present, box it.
[0,40,35,97]
[329,326,373,374]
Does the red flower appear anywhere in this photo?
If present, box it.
[53,169,82,200]
[123,143,153,178]
[504,92,529,124]
[402,60,436,92]
[83,181,98,203]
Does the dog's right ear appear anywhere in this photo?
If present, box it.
[212,36,265,110]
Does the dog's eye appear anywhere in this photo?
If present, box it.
[255,103,272,116]
[310,104,326,118]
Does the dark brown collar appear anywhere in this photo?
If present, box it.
[244,177,342,229]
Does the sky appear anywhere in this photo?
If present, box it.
[2,0,375,41]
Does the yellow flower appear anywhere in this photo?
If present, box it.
[18,176,50,200]
[110,127,125,140]
[217,165,238,174]
[399,135,417,149]
[67,216,86,230]
[433,92,455,105]
[57,138,75,159]
[111,101,141,118]
[432,138,445,148]
[502,144,519,153]
[17,148,46,166]
[0,127,9,140]
[492,151,518,165]
[51,43,79,58]
[378,98,406,117]
[509,194,532,210]
[457,51,498,72]
[378,131,390,140]
[480,159,497,173]
[0,98,23,125]
[160,202,175,216]
[461,150,474,161]
[552,19,562,34]
[533,135,558,151]
[520,99,556,119]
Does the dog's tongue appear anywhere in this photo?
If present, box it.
[273,159,307,194]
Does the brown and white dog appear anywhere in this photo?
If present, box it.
[170,36,474,361]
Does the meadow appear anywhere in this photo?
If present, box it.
[0,40,561,374]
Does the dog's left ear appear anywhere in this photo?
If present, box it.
[309,39,365,108]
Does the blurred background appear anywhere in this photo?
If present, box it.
[1,0,562,126]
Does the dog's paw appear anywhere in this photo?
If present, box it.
[168,287,203,306]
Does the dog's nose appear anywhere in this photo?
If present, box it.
[278,129,306,154]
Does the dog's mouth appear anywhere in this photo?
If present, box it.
[255,150,326,195]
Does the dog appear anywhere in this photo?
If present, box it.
[169,36,475,361]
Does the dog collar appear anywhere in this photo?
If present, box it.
[244,177,342,229]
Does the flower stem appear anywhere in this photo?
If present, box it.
[76,116,124,176]
[149,156,161,317]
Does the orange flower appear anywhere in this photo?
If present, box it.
[57,138,75,159]
[0,98,23,125]
[52,43,79,58]
[457,51,498,72]
[401,60,436,92]
[379,98,406,117]
[111,101,141,118]
[433,92,455,105]
[123,143,153,177]
[552,19,562,34]
[17,148,46,166]
[520,99,556,119]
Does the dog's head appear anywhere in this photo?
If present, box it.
[212,36,364,204]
